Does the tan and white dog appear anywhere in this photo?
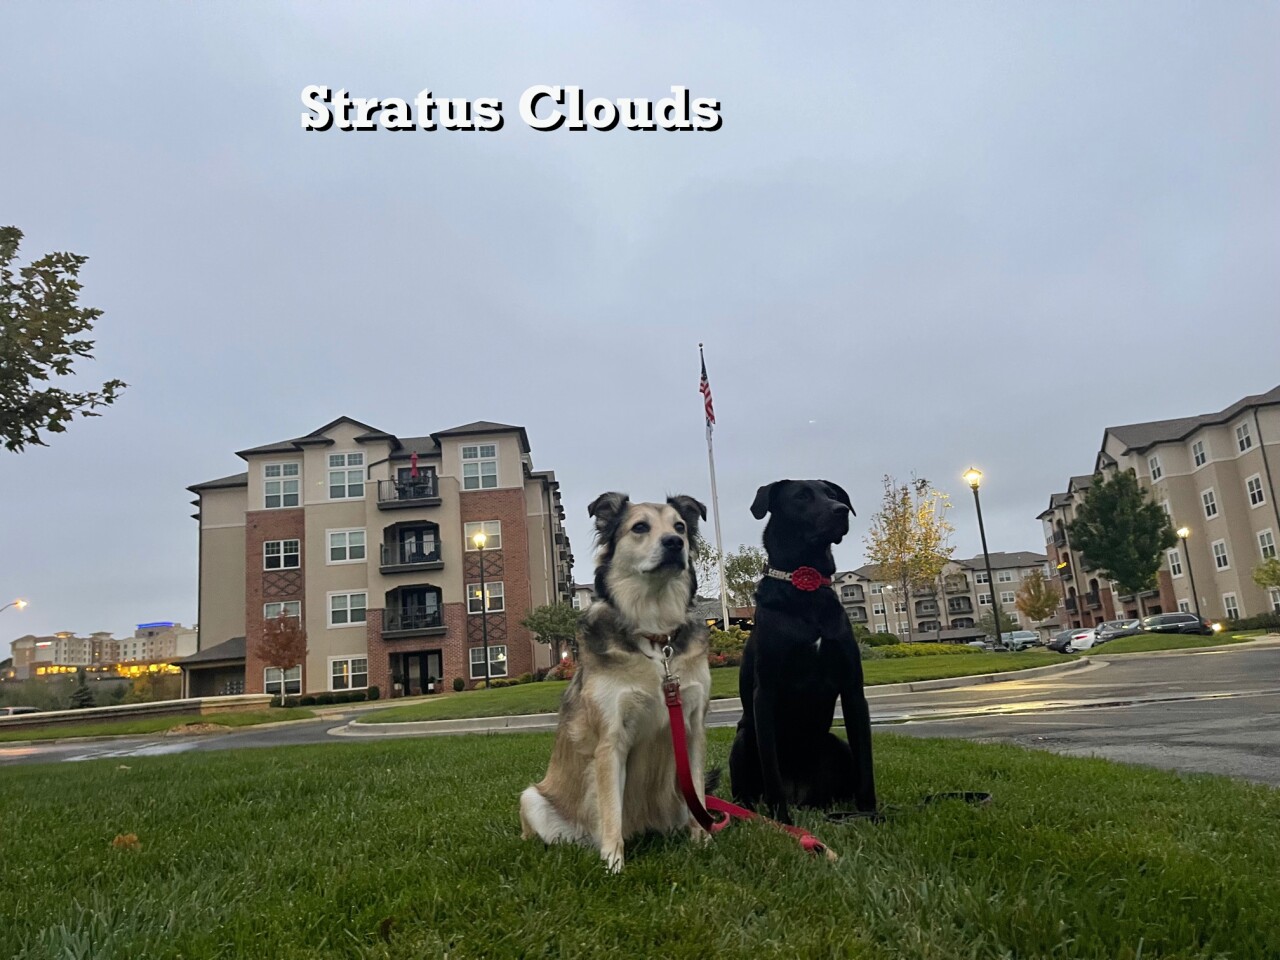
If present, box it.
[519,492,711,873]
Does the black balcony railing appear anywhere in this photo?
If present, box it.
[841,588,865,602]
[947,600,974,614]
[1059,567,1074,581]
[381,542,442,567]
[383,607,444,633]
[944,578,970,594]
[1064,597,1078,613]
[377,476,440,507]
[1053,530,1068,547]
[847,607,868,622]
[1086,591,1102,609]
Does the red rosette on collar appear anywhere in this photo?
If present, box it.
[789,566,830,591]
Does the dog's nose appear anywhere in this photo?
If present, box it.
[661,534,684,551]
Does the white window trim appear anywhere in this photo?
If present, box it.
[1178,599,1191,613]
[263,539,301,571]
[263,461,301,510]
[1245,474,1266,508]
[978,593,992,605]
[467,581,505,614]
[1191,440,1206,468]
[1236,421,1253,452]
[263,601,301,620]
[1148,455,1162,481]
[872,603,885,616]
[326,528,368,565]
[461,444,499,491]
[264,664,302,696]
[975,572,989,584]
[1211,539,1230,571]
[464,520,503,551]
[1222,593,1241,620]
[1201,488,1218,519]
[996,571,1014,583]
[1258,529,1276,560]
[326,452,366,501]
[328,655,369,691]
[469,644,509,679]
[1269,588,1280,614]
[1167,549,1183,578]
[999,591,1016,604]
[327,591,369,628]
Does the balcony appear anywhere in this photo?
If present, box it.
[1059,566,1074,581]
[1064,597,1078,613]
[840,586,865,602]
[380,542,444,575]
[946,598,974,614]
[846,606,868,623]
[377,477,442,510]
[382,607,446,639]
[915,601,939,616]
[944,576,970,594]
[1116,593,1135,603]
[912,586,933,597]
[1053,530,1068,548]
[1086,591,1102,609]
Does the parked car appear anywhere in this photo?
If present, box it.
[1047,628,1084,653]
[1094,619,1142,643]
[0,705,42,716]
[1139,613,1216,636]
[1067,628,1100,653]
[998,630,1043,651]
[966,640,996,651]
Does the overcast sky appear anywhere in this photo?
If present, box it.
[2,2,1277,642]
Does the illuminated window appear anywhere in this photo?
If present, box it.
[470,645,508,679]
[467,582,505,614]
[330,656,368,691]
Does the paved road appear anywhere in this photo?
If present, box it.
[4,642,1278,786]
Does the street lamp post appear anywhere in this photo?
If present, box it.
[964,468,1002,643]
[1176,527,1201,621]
[472,530,491,689]
[1,599,27,614]
[880,585,893,634]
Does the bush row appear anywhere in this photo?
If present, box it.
[270,686,380,708]
[1225,613,1280,631]
[875,642,982,659]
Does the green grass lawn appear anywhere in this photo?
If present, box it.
[2,731,1277,959]
[0,708,316,743]
[1095,632,1263,655]
[365,651,1068,724]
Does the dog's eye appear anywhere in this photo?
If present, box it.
[631,522,650,534]
[673,522,686,534]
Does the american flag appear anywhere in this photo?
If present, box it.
[699,349,716,430]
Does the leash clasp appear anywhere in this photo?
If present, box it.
[660,644,681,705]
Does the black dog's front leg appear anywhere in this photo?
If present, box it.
[834,634,878,814]
[753,682,792,824]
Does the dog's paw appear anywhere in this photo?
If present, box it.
[601,844,624,874]
[690,823,711,845]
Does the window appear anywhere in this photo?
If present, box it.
[1223,594,1241,620]
[328,453,365,500]
[469,645,508,679]
[874,624,889,634]
[1202,489,1218,519]
[462,444,498,490]
[978,593,992,606]
[1192,440,1206,467]
[898,620,910,633]
[997,570,1014,583]
[1148,455,1162,481]
[872,603,885,616]
[264,601,301,620]
[1259,530,1276,560]
[571,596,581,610]
[893,601,906,613]
[1246,475,1266,507]
[1236,421,1253,452]
[1000,591,1015,604]
[468,582,505,614]
[329,592,368,626]
[1161,500,1171,518]
[330,656,368,691]
[328,529,366,563]
[263,539,300,570]
[1212,540,1229,570]
[1178,600,1191,613]
[870,584,883,595]
[1168,549,1183,577]
[264,665,301,696]
[975,572,989,584]
[264,462,300,509]
[1270,588,1280,614]
[464,520,502,550]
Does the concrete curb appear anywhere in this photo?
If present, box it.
[0,715,325,747]
[337,656,1096,739]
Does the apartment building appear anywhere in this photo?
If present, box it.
[1041,386,1280,626]
[188,417,574,697]
[10,631,116,679]
[833,550,1051,638]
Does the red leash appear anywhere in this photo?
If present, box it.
[659,646,838,862]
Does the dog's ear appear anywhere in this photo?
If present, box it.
[821,480,855,516]
[751,480,790,520]
[666,495,707,544]
[588,492,630,543]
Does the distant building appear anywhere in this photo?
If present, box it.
[8,623,196,680]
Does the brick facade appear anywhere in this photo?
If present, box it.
[243,508,305,694]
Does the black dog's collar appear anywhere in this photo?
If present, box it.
[764,566,832,592]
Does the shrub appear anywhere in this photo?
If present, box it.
[367,686,380,701]
[534,668,550,682]
[877,642,981,659]
[299,695,317,707]
[546,659,576,681]
[515,672,534,685]
[282,695,300,708]
[269,695,283,708]
[452,677,465,693]
[865,633,900,647]
[708,624,749,657]
[1226,612,1280,631]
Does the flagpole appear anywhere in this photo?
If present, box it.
[700,343,731,630]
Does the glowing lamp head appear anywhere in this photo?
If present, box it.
[963,468,983,490]
[1176,526,1190,540]
[15,599,27,610]
[472,530,487,549]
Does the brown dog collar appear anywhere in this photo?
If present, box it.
[764,566,832,591]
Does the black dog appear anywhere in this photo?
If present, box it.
[728,479,877,823]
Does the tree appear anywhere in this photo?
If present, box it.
[863,475,955,638]
[976,607,1016,640]
[521,602,580,662]
[260,614,308,696]
[1067,469,1177,616]
[1016,569,1061,625]
[69,668,95,709]
[1,227,126,452]
[1253,557,1280,592]
[692,536,766,609]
